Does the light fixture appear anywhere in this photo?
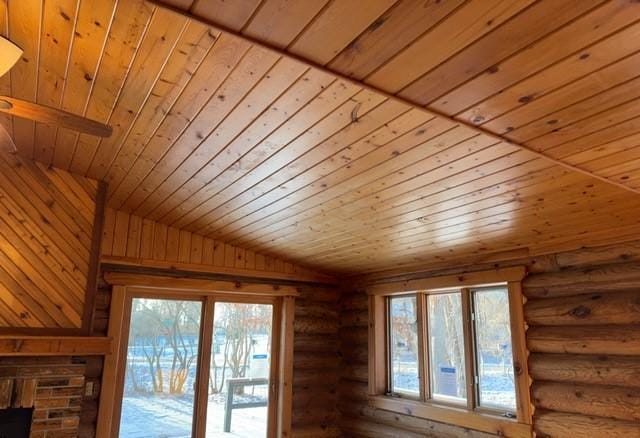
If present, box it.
[0,36,22,77]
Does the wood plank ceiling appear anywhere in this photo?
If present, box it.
[2,0,640,275]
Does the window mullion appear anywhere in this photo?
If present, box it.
[193,297,215,438]
[417,293,429,401]
[460,288,476,411]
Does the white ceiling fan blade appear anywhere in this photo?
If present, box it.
[0,36,22,77]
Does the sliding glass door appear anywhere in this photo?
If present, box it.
[116,294,279,438]
[206,302,273,437]
[120,298,203,437]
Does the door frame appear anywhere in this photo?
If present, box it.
[96,274,297,438]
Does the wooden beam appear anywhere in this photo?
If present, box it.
[104,272,300,296]
[145,0,640,198]
[101,255,337,284]
[368,266,526,295]
[0,336,112,356]
[96,285,128,438]
[83,180,107,335]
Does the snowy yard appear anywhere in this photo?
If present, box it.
[393,362,516,409]
[120,393,268,438]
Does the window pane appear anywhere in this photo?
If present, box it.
[389,295,419,396]
[428,293,466,403]
[120,298,202,437]
[473,288,516,412]
[206,302,273,437]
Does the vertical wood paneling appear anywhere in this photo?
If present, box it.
[100,207,332,282]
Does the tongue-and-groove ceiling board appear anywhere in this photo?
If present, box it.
[2,0,640,275]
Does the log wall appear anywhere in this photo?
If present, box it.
[340,241,640,437]
[292,284,341,437]
[0,147,98,329]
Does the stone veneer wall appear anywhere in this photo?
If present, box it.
[0,357,86,437]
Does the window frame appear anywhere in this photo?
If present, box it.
[97,273,298,438]
[368,267,532,437]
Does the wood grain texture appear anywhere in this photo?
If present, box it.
[0,146,98,329]
[100,207,335,283]
[4,0,640,276]
[341,239,640,436]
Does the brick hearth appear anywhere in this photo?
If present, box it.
[0,357,85,437]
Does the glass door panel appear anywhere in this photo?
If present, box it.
[119,298,202,437]
[206,302,274,437]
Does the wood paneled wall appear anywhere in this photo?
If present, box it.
[101,207,334,283]
[340,241,640,437]
[0,147,98,329]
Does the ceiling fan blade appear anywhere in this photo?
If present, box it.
[0,96,113,138]
[0,123,17,152]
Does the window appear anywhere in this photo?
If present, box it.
[473,287,516,412]
[388,295,419,397]
[368,267,531,436]
[427,292,466,404]
[98,275,297,438]
[120,298,203,437]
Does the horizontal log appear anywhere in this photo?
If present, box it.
[555,241,640,268]
[532,381,640,421]
[368,396,531,438]
[293,334,339,353]
[529,353,640,387]
[523,262,640,298]
[340,403,496,438]
[534,409,640,438]
[0,336,112,356]
[340,418,428,438]
[293,316,338,335]
[340,291,368,311]
[338,326,367,345]
[100,255,337,284]
[525,291,640,326]
[292,408,339,427]
[291,426,341,438]
[293,353,339,370]
[341,365,368,383]
[340,309,368,328]
[293,390,337,408]
[293,369,339,387]
[296,286,340,302]
[340,344,368,363]
[295,304,338,319]
[527,325,640,355]
[338,380,369,402]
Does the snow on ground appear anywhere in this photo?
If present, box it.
[393,363,516,409]
[120,394,267,438]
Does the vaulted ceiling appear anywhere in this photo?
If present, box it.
[2,0,640,275]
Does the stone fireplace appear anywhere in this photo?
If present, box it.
[0,357,85,438]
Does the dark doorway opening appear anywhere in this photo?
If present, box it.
[0,408,33,438]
